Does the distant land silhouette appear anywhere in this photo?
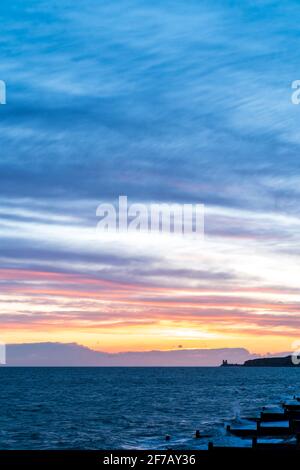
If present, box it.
[1,343,260,366]
[221,356,298,367]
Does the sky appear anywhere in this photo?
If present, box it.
[1,0,300,357]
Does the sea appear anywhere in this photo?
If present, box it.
[0,367,298,450]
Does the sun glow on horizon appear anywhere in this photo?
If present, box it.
[1,200,300,358]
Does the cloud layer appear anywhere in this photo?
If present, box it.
[1,1,300,354]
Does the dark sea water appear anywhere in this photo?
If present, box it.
[0,367,299,450]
